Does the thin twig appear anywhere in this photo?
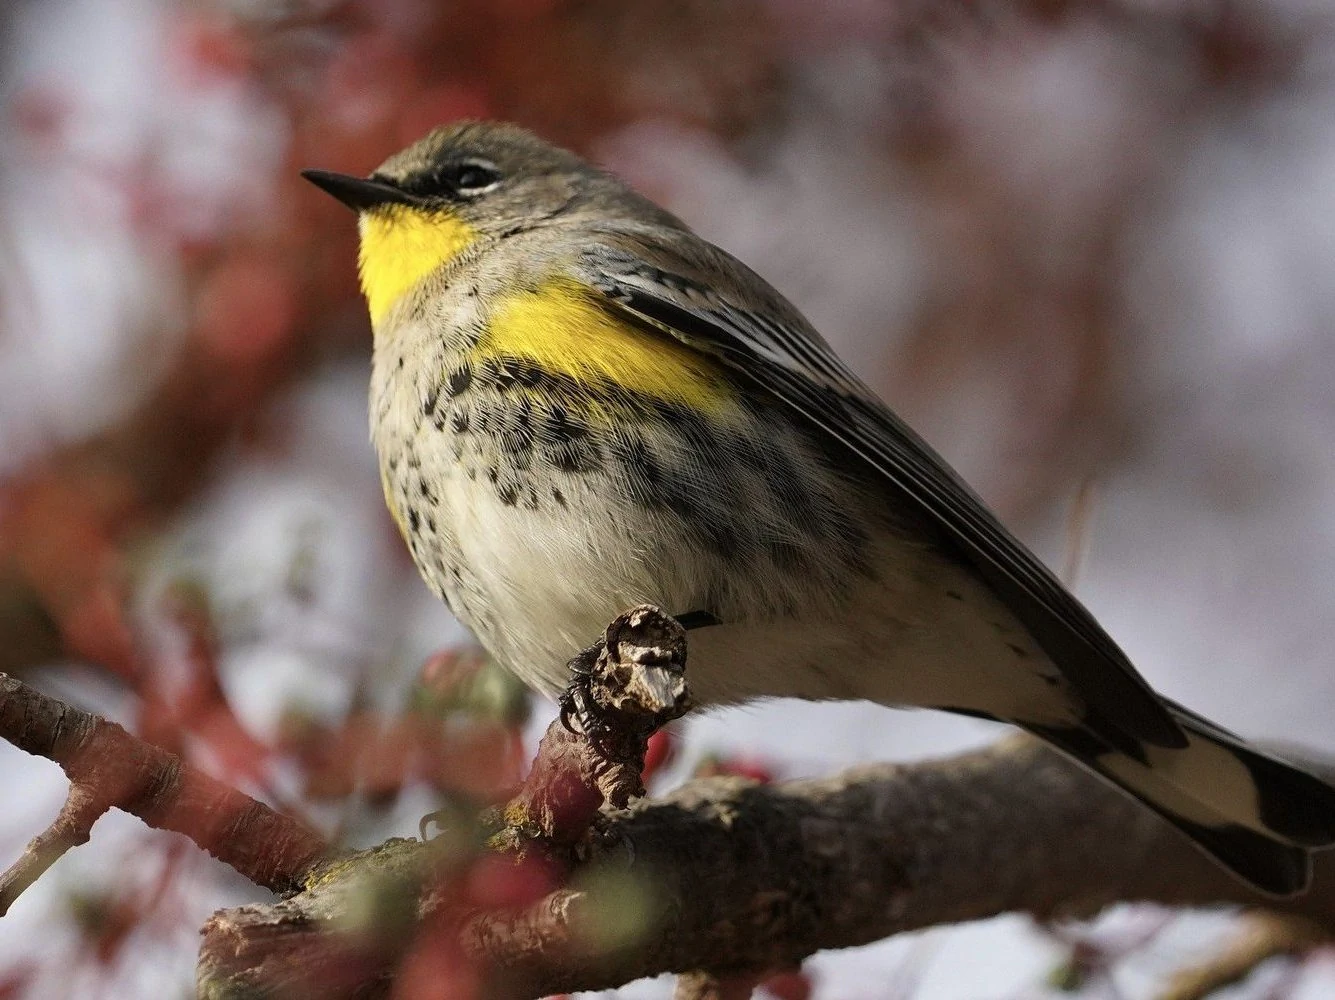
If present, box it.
[1159,913,1327,1000]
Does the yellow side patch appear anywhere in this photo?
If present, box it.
[482,278,734,412]
[358,206,477,326]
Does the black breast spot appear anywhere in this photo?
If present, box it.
[498,396,536,455]
[422,386,440,417]
[540,405,600,473]
[446,363,473,396]
[609,430,663,498]
[538,403,589,445]
[491,357,547,390]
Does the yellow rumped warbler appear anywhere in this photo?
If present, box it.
[304,120,1335,895]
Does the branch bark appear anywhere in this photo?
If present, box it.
[198,735,1335,999]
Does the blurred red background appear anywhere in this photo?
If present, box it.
[3,0,1335,996]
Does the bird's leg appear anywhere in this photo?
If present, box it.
[484,606,693,858]
[557,638,606,741]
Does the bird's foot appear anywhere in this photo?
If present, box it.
[557,645,620,758]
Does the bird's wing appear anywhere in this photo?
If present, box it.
[570,224,1185,750]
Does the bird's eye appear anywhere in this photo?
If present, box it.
[445,160,501,196]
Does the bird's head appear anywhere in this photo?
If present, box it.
[302,120,677,327]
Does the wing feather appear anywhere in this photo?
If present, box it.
[573,227,1185,749]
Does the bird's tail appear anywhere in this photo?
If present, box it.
[1026,701,1335,896]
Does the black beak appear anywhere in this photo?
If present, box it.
[301,169,413,211]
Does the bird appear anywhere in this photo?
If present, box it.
[303,120,1335,896]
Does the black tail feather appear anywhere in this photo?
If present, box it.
[1025,707,1335,897]
[1160,699,1335,848]
[1169,816,1311,897]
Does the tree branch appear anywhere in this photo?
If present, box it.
[1159,912,1327,1000]
[0,673,328,912]
[197,734,1335,999]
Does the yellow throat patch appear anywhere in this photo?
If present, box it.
[358,206,477,326]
